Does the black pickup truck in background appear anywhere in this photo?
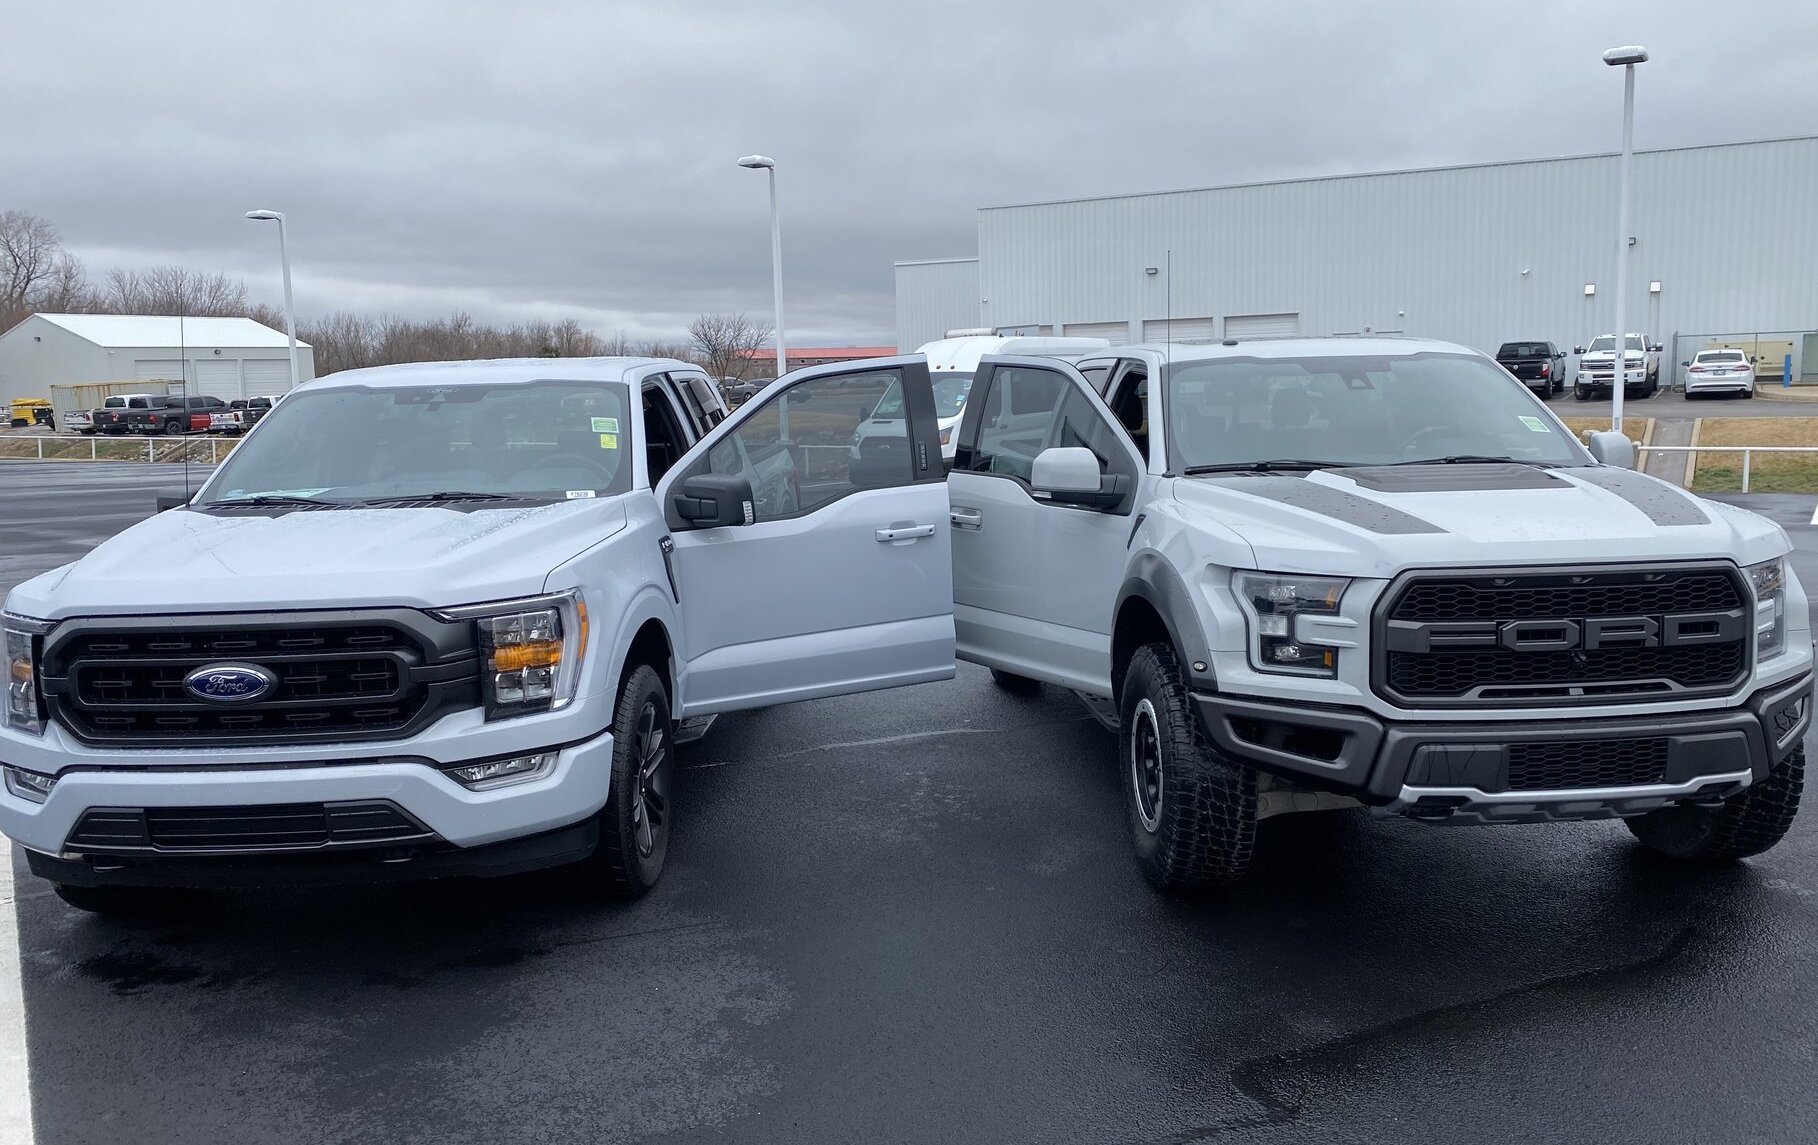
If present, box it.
[1495,341,1567,396]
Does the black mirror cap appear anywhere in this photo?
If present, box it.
[1572,346,1586,355]
[154,494,190,513]
[672,473,756,529]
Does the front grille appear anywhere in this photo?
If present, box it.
[40,611,479,746]
[1377,565,1751,708]
[65,801,434,854]
[1505,739,1668,791]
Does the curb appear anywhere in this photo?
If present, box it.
[1684,418,1702,489]
[1750,387,1818,404]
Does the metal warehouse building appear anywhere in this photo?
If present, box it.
[0,313,316,407]
[895,135,1818,381]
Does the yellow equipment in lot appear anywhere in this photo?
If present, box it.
[8,398,53,428]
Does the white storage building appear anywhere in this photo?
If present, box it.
[0,314,315,407]
[895,135,1818,382]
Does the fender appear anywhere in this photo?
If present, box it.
[1116,552,1216,697]
[602,583,680,702]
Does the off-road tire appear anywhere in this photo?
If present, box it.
[989,668,1042,695]
[1626,747,1804,862]
[585,663,673,898]
[1120,643,1258,889]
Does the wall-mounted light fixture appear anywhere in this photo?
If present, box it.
[1144,266,1159,275]
[1649,280,1661,294]
[1584,284,1597,296]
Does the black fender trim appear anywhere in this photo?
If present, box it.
[1116,553,1216,696]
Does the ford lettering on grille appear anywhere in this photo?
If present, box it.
[183,663,276,702]
[1386,610,1749,653]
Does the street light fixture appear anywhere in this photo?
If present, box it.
[737,155,786,377]
[243,209,300,394]
[1602,45,1648,434]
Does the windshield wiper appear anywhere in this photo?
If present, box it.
[1182,459,1352,475]
[1391,455,1556,467]
[358,491,530,505]
[204,493,342,508]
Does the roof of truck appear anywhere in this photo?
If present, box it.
[1107,336,1482,361]
[310,356,698,389]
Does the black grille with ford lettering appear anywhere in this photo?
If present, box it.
[1375,565,1751,707]
[38,611,481,746]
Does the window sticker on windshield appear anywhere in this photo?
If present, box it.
[1518,415,1550,432]
[565,490,597,499]
[599,433,618,449]
[591,417,618,434]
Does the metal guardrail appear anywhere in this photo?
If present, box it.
[1637,444,1818,492]
[1,434,236,464]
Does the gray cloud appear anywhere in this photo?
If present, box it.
[6,0,1814,345]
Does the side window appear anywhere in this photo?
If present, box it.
[964,367,1068,482]
[667,373,712,438]
[1105,364,1150,460]
[699,368,911,522]
[1077,360,1113,394]
[1048,387,1128,473]
[643,384,690,485]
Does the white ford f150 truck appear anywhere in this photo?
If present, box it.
[2,356,955,912]
[940,337,1809,887]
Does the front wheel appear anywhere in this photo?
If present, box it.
[1574,387,1591,401]
[1120,644,1258,890]
[161,419,183,435]
[583,663,675,897]
[1626,747,1804,862]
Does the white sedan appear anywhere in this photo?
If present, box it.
[1685,349,1756,399]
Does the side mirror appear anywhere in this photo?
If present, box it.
[1649,343,1664,353]
[671,473,755,528]
[1572,346,1586,355]
[155,494,190,513]
[1031,446,1127,510]
[1584,430,1636,470]
[1681,360,1691,367]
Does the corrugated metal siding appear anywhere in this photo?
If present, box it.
[895,258,982,350]
[969,137,1818,359]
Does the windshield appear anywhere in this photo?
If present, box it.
[1587,335,1645,353]
[199,379,635,504]
[1166,353,1588,471]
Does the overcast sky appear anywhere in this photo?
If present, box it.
[6,0,1815,346]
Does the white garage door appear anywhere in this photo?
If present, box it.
[134,359,185,383]
[242,359,294,399]
[1224,313,1301,339]
[1064,321,1131,342]
[194,359,242,401]
[1141,317,1216,342]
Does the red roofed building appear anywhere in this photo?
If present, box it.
[738,346,896,379]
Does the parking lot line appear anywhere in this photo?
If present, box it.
[0,852,35,1145]
[1808,501,1818,526]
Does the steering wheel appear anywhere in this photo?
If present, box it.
[522,452,614,486]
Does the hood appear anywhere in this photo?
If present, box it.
[1173,465,1787,578]
[6,499,629,619]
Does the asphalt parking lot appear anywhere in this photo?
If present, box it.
[4,461,1818,1145]
[1539,388,1818,418]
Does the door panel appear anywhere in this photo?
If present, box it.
[660,358,953,715]
[949,356,1143,695]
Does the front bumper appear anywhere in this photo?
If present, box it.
[0,729,616,886]
[1194,672,1811,823]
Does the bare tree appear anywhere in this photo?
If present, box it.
[102,265,249,316]
[689,312,773,384]
[0,210,64,330]
[36,253,95,313]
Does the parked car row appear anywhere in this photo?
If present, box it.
[1496,333,1762,401]
[71,393,283,435]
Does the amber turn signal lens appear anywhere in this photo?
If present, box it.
[491,641,563,672]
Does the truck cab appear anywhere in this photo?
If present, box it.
[1574,332,1662,400]
[2,356,954,912]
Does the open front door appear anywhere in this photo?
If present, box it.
[657,357,954,716]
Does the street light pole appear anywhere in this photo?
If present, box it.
[1602,45,1647,435]
[244,209,300,392]
[737,156,786,376]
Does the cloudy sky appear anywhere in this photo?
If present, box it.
[6,0,1815,346]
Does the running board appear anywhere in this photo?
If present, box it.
[673,714,718,746]
[1074,691,1120,733]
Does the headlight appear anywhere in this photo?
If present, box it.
[434,592,588,719]
[1232,572,1350,677]
[1747,558,1786,659]
[3,613,52,736]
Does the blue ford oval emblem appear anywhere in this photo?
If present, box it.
[183,663,275,703]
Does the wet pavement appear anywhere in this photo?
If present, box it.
[4,461,1817,1145]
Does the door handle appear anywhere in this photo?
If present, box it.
[876,524,938,543]
[949,507,983,531]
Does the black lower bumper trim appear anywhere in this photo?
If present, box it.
[26,817,600,889]
[1194,672,1812,805]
